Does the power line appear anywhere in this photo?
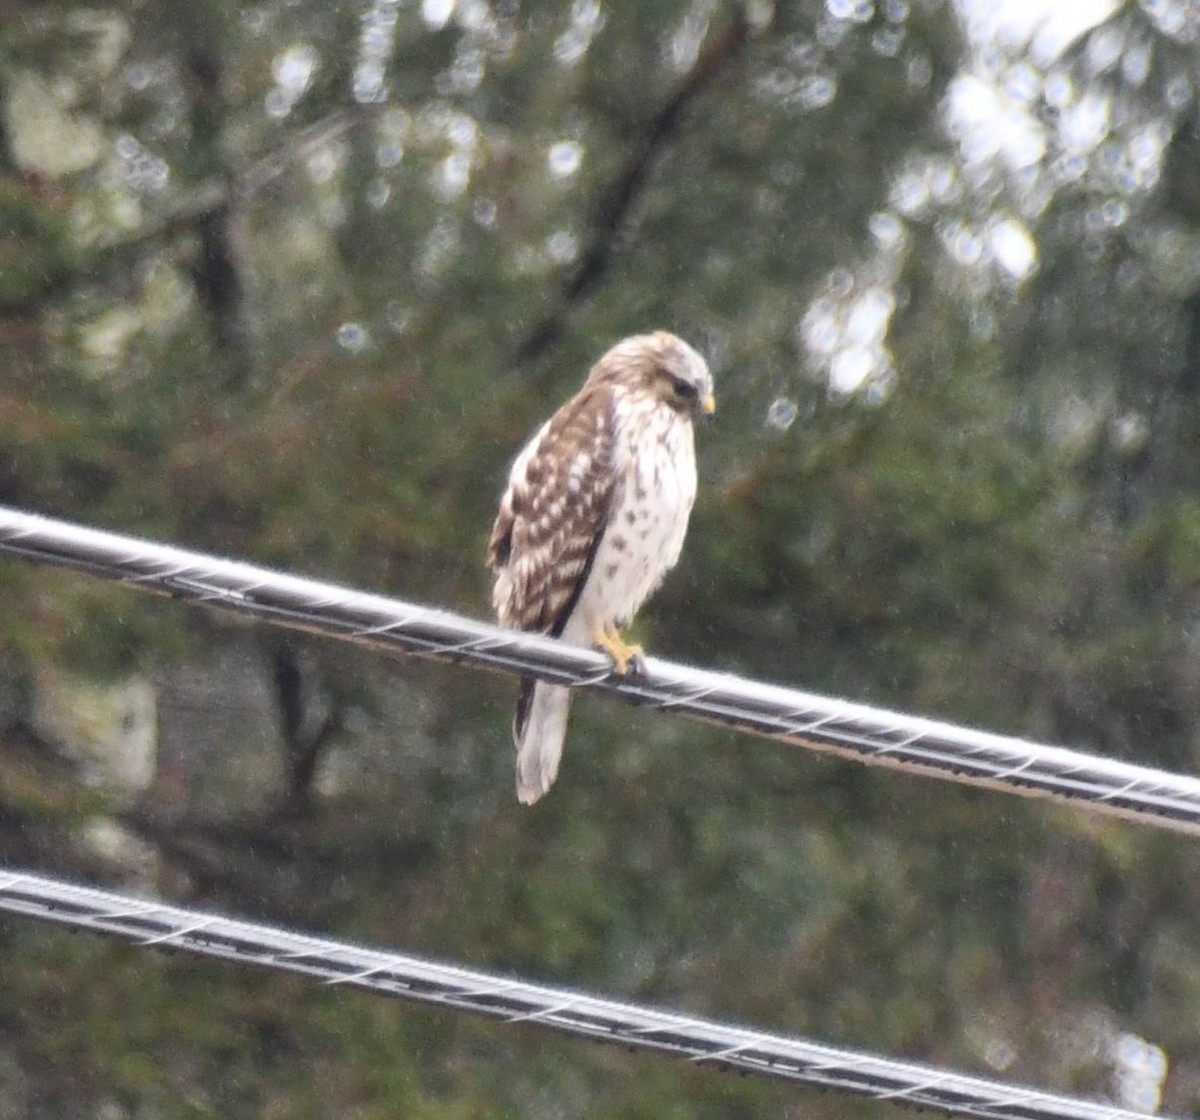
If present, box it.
[0,867,1156,1120]
[3,504,1200,835]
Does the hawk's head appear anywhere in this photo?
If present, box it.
[589,331,716,419]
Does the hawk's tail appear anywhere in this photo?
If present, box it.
[513,677,571,804]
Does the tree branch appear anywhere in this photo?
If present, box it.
[514,9,752,367]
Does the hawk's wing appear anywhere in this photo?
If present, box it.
[487,383,617,637]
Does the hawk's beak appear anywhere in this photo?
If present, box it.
[701,395,716,416]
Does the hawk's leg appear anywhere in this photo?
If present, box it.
[592,622,646,677]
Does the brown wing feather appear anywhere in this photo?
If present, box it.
[513,677,537,744]
[488,383,617,637]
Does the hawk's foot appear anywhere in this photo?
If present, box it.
[593,623,645,677]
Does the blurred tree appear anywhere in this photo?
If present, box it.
[1,0,1199,1117]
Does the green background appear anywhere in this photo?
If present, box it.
[1,1,1199,1116]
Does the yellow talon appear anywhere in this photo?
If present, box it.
[592,623,644,676]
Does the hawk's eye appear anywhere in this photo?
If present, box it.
[671,377,699,400]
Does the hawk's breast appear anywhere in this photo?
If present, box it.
[563,391,697,640]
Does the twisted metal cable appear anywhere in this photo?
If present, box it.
[3,505,1200,834]
[0,868,1158,1120]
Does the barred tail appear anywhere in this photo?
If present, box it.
[513,678,572,804]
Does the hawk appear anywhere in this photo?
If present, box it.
[487,331,715,804]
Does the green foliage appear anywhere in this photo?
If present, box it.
[2,0,1200,1117]
[0,183,75,307]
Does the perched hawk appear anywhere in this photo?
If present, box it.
[487,331,715,804]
